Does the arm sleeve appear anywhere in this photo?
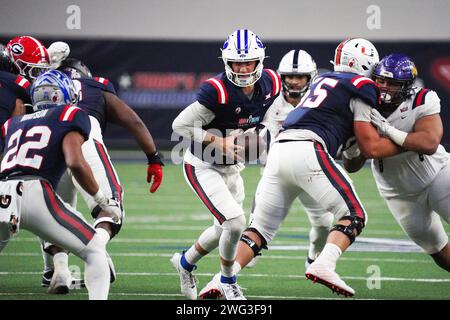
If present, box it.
[172,101,216,143]
[417,90,441,119]
[65,108,91,141]
[351,98,372,122]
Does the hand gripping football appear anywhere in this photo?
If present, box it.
[234,128,267,163]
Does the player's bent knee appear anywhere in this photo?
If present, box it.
[222,215,246,238]
[330,215,365,244]
[240,227,268,258]
[94,217,122,238]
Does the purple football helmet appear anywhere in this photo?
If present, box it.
[372,53,417,105]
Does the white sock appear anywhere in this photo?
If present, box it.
[314,243,342,270]
[308,226,329,260]
[84,235,110,300]
[221,263,235,278]
[95,228,110,247]
[185,245,203,265]
[53,252,70,276]
[232,261,242,275]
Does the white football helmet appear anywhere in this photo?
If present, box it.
[331,38,379,77]
[221,29,266,87]
[278,49,318,98]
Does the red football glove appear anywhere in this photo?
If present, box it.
[147,163,163,193]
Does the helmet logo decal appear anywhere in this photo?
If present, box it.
[10,43,24,55]
[255,36,264,48]
[223,40,229,49]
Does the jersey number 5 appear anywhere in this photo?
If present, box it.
[1,126,51,171]
[299,77,339,108]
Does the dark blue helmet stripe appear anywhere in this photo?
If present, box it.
[293,50,299,70]
[244,29,248,53]
[237,30,241,52]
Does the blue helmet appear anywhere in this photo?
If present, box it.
[30,70,78,111]
[372,53,417,105]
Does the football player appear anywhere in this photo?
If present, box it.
[171,29,281,300]
[214,38,405,298]
[36,57,164,292]
[0,46,31,127]
[347,54,450,272]
[240,50,334,271]
[0,70,118,299]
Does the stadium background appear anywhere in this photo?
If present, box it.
[0,0,449,301]
[2,0,450,151]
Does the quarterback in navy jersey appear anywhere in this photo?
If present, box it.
[171,29,280,300]
[232,38,403,298]
[0,70,120,299]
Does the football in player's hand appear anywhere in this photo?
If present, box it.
[235,128,267,163]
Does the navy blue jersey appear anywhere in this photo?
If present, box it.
[0,105,90,188]
[283,72,380,158]
[193,69,281,163]
[0,71,31,127]
[73,76,116,132]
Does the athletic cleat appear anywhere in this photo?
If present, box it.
[220,281,246,300]
[199,273,223,300]
[47,269,71,294]
[106,252,116,283]
[41,269,86,289]
[304,256,315,270]
[305,262,355,297]
[170,252,198,300]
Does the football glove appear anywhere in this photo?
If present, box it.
[93,190,122,221]
[146,151,164,193]
[370,109,407,146]
[47,41,70,68]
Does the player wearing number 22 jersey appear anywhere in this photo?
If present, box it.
[0,105,90,187]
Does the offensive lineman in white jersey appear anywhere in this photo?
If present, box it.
[346,53,450,272]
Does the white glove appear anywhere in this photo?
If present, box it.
[370,108,407,146]
[93,190,122,221]
[342,137,361,159]
[47,42,70,68]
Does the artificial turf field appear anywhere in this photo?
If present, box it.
[0,162,449,300]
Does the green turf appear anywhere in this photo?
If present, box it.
[0,163,448,300]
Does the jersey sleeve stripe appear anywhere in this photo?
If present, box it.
[14,75,30,89]
[59,105,81,122]
[207,78,228,104]
[413,89,430,108]
[265,69,281,96]
[351,76,375,89]
[94,77,109,86]
[1,119,11,138]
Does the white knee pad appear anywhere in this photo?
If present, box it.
[219,215,246,261]
[222,215,246,241]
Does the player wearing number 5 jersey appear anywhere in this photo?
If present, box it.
[233,38,404,297]
[0,70,116,299]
